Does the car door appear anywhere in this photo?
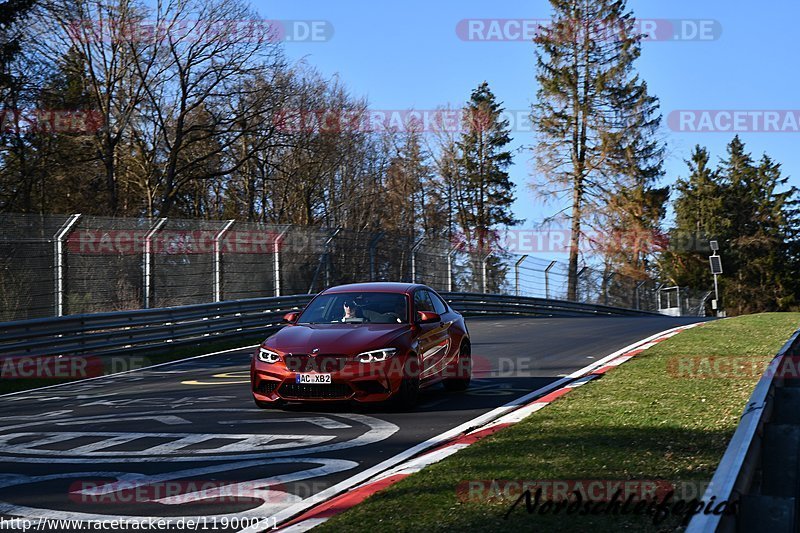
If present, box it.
[428,290,459,365]
[414,289,451,380]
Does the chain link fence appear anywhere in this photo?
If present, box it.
[0,213,701,322]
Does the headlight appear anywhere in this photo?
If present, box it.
[356,348,397,363]
[257,347,281,364]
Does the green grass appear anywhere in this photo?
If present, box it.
[0,334,266,395]
[317,313,800,533]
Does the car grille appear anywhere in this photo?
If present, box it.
[283,354,348,373]
[255,380,279,395]
[278,382,353,399]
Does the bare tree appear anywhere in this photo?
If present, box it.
[531,0,664,299]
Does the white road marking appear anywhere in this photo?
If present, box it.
[0,458,357,523]
[0,409,398,463]
[223,418,351,430]
[54,415,191,426]
[0,432,337,457]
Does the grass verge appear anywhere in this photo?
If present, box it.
[317,313,800,532]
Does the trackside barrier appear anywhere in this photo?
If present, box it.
[0,292,661,359]
[443,292,661,318]
[686,327,800,533]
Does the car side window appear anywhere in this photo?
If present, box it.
[414,290,434,313]
[429,291,448,315]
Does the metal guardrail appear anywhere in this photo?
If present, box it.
[0,295,313,358]
[444,292,661,318]
[0,292,661,359]
[686,327,800,533]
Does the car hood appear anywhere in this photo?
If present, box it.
[264,323,412,355]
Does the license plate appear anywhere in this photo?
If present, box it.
[295,373,332,384]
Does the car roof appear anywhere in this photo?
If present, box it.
[322,282,424,294]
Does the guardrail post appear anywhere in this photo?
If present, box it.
[53,214,81,317]
[273,227,289,297]
[544,260,556,300]
[369,232,385,281]
[213,220,235,302]
[411,237,425,283]
[514,255,528,297]
[447,242,464,292]
[143,218,167,309]
[481,251,494,294]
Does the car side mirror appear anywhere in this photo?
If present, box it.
[283,311,300,323]
[416,311,440,324]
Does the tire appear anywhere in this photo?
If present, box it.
[443,341,471,392]
[390,354,421,410]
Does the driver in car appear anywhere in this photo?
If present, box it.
[341,300,358,321]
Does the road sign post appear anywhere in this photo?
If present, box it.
[709,240,723,317]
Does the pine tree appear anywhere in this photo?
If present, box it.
[454,82,520,292]
[665,137,800,314]
[531,0,665,300]
[0,0,37,89]
[723,143,795,313]
[661,146,724,291]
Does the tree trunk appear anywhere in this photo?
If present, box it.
[568,178,582,301]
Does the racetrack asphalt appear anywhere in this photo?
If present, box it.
[0,315,709,532]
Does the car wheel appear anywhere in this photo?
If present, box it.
[443,341,471,392]
[392,353,421,410]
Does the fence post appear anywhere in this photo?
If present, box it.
[273,227,290,297]
[308,227,341,294]
[369,232,385,281]
[411,237,425,283]
[447,242,463,292]
[514,255,528,297]
[482,251,494,294]
[635,280,647,310]
[544,260,557,300]
[603,272,615,305]
[143,218,167,309]
[53,214,81,317]
[213,220,235,302]
[576,266,588,302]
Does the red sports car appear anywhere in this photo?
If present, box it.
[250,282,471,409]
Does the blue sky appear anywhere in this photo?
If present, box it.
[254,0,799,229]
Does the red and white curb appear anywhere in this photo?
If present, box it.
[271,323,703,532]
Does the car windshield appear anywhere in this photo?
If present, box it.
[298,292,409,324]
